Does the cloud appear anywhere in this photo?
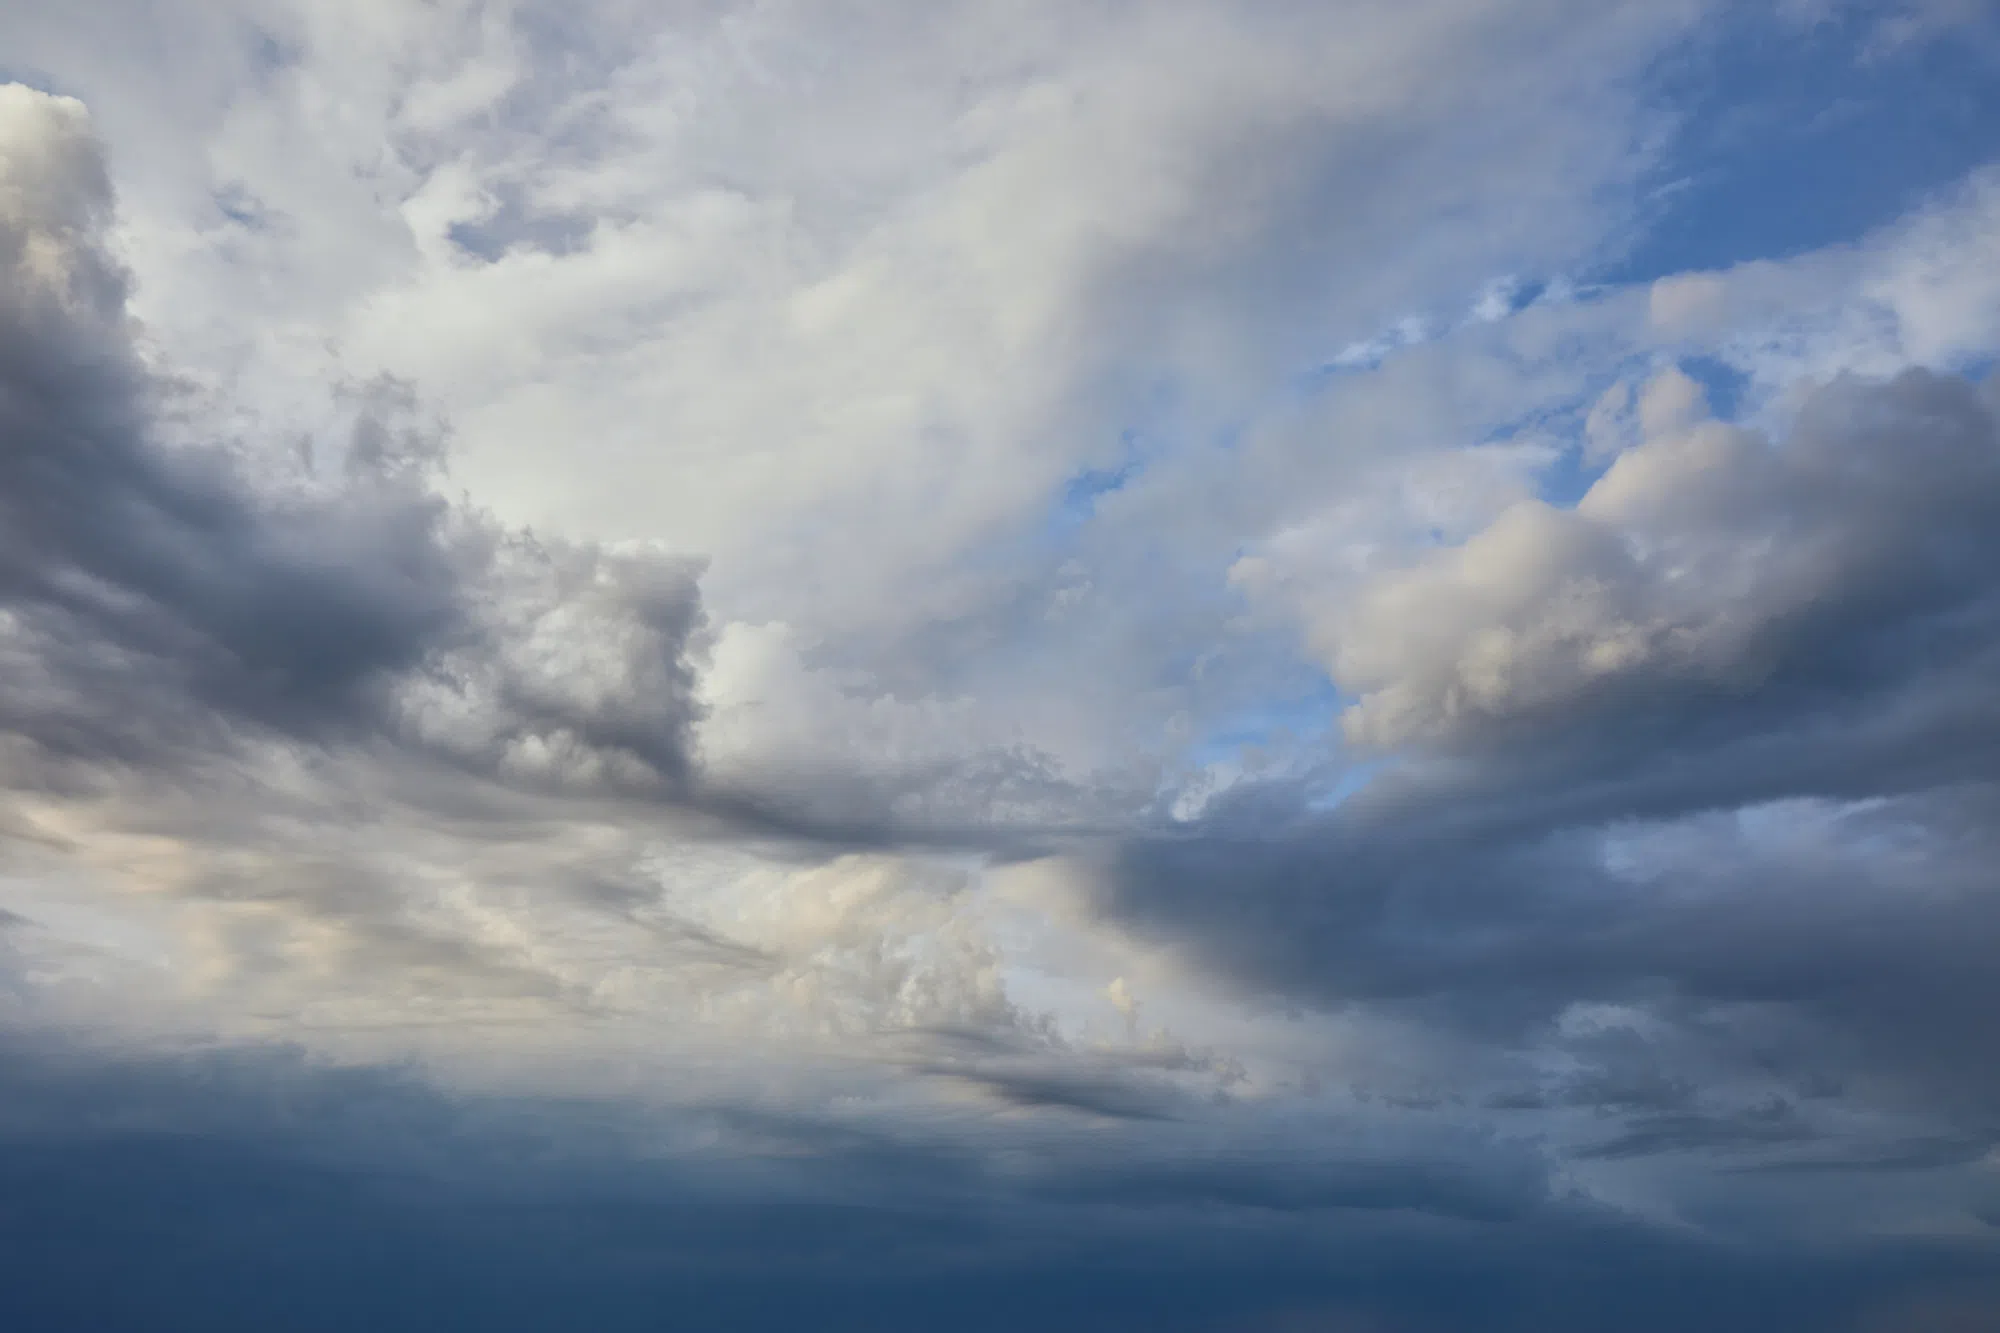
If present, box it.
[2,7,2000,1331]
[1316,366,2000,754]
[1104,364,2000,1218]
[1636,166,2000,392]
[0,0,1731,840]
[9,1032,1995,1333]
[0,83,706,798]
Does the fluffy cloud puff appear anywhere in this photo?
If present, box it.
[1321,366,2000,752]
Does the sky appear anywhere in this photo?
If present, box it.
[1,1,1999,1329]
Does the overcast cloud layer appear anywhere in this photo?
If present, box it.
[3,2,2000,1329]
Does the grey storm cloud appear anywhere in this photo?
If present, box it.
[0,84,706,798]
[6,1032,1996,1333]
[1108,364,2000,1145]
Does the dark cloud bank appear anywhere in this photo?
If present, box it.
[3,72,2000,1333]
[3,1037,1998,1333]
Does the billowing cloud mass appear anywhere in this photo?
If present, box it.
[2,3,2000,1330]
[0,85,706,794]
[1317,366,2000,751]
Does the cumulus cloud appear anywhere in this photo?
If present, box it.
[1107,364,2000,1231]
[0,83,706,797]
[0,89,1241,1140]
[1319,366,2000,752]
[0,0,1731,836]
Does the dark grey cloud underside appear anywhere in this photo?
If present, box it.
[2,1038,1996,1333]
[1105,370,2000,1150]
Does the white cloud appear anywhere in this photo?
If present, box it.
[1303,365,2000,750]
[0,1,1715,791]
[1637,167,2000,403]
